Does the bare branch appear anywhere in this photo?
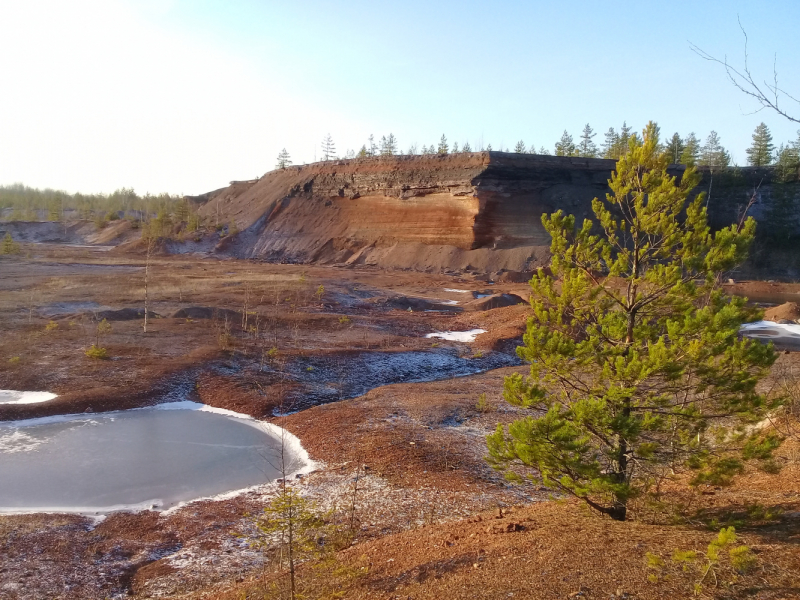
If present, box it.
[690,20,799,124]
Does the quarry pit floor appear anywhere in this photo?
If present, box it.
[1,245,800,599]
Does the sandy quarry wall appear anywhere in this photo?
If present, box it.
[195,153,800,275]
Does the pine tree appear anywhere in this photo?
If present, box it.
[577,124,598,158]
[699,131,731,169]
[554,130,576,156]
[664,132,685,163]
[1,232,21,255]
[539,146,548,155]
[357,145,368,158]
[276,148,292,169]
[368,134,377,157]
[618,121,632,156]
[406,143,418,155]
[680,132,700,166]
[514,140,527,154]
[462,141,472,153]
[452,141,459,154]
[383,133,398,155]
[437,134,449,155]
[321,134,336,161]
[487,122,776,522]
[486,143,493,151]
[775,143,800,182]
[601,127,620,159]
[746,122,775,166]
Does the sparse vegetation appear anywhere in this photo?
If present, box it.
[84,344,108,359]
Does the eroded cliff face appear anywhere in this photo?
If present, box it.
[196,153,800,275]
[197,152,621,273]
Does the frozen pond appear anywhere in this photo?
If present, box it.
[0,403,309,514]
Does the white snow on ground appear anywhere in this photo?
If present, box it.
[444,288,470,293]
[0,390,57,405]
[740,320,800,344]
[441,300,460,306]
[425,329,487,343]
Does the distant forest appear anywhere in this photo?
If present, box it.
[0,185,189,224]
[283,121,800,179]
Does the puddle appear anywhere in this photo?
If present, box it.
[280,348,518,411]
[740,321,800,347]
[425,329,486,342]
[0,403,311,514]
[0,390,58,405]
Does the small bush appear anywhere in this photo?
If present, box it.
[338,315,351,325]
[1,232,21,255]
[85,345,108,359]
[8,356,21,365]
[44,320,59,332]
[475,393,495,413]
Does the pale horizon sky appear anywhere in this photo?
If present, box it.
[1,0,798,196]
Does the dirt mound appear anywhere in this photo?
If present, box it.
[464,293,524,311]
[765,301,800,322]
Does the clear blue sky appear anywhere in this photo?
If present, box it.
[0,0,798,195]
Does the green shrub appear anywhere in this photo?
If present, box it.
[85,345,108,359]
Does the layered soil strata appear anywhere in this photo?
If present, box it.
[194,152,800,275]
[195,153,625,272]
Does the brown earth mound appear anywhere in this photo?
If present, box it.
[765,301,800,322]
[464,293,524,311]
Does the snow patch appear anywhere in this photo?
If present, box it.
[740,320,800,345]
[444,288,470,293]
[440,300,460,306]
[425,329,487,343]
[0,390,57,405]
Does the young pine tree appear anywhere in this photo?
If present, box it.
[664,132,685,164]
[555,130,576,156]
[514,140,527,154]
[321,135,336,161]
[487,122,777,521]
[578,123,598,158]
[276,148,292,169]
[746,122,775,166]
[602,127,620,159]
[462,141,472,153]
[699,131,731,169]
[680,132,701,166]
[437,134,449,155]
